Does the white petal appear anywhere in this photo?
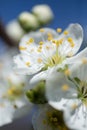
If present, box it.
[32,104,62,130]
[30,70,48,84]
[67,47,87,64]
[40,41,56,59]
[49,98,68,111]
[58,23,83,56]
[19,28,58,54]
[64,104,87,130]
[13,54,44,75]
[46,70,76,102]
[0,102,15,126]
[70,60,87,81]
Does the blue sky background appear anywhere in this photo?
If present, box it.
[0,0,87,29]
[0,0,87,50]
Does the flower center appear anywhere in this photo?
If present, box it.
[43,109,69,130]
[46,54,65,67]
[42,51,65,71]
[77,81,87,105]
[3,81,25,101]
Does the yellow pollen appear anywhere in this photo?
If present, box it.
[67,37,73,42]
[57,28,62,33]
[37,58,43,63]
[64,31,68,35]
[39,28,44,32]
[52,39,56,44]
[55,38,64,46]
[26,38,34,44]
[25,62,30,66]
[39,41,44,45]
[48,36,53,41]
[67,37,75,48]
[71,103,78,109]
[82,58,87,64]
[46,46,50,50]
[37,48,42,52]
[29,38,34,43]
[47,33,53,37]
[38,45,42,49]
[70,42,75,48]
[64,69,70,76]
[19,46,27,51]
[61,84,69,91]
[7,87,15,95]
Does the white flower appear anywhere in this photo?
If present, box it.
[6,20,24,42]
[32,4,54,24]
[14,23,83,83]
[32,104,70,130]
[0,50,33,126]
[46,54,87,130]
[18,12,40,31]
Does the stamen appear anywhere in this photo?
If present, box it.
[46,46,50,50]
[7,87,15,95]
[38,45,43,49]
[82,58,87,64]
[48,36,53,41]
[71,103,78,110]
[37,58,43,63]
[39,41,44,45]
[47,33,53,37]
[61,84,69,91]
[57,28,62,33]
[52,39,56,44]
[67,37,75,48]
[64,31,68,35]
[64,69,70,76]
[56,38,64,46]
[39,28,45,32]
[26,38,34,44]
[37,48,42,52]
[25,62,30,66]
[19,46,27,51]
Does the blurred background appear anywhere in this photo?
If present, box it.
[0,0,87,130]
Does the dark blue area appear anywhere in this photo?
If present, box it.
[0,0,87,29]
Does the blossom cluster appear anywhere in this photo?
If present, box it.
[1,23,87,130]
[13,23,87,130]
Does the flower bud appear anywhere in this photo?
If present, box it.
[6,20,24,42]
[18,12,40,32]
[32,4,54,24]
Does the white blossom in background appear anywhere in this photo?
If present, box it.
[32,4,54,24]
[6,20,25,43]
[19,12,40,31]
[0,50,33,127]
[46,54,87,130]
[13,23,83,84]
[32,104,70,130]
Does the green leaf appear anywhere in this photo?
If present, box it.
[26,80,48,104]
[73,77,81,84]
